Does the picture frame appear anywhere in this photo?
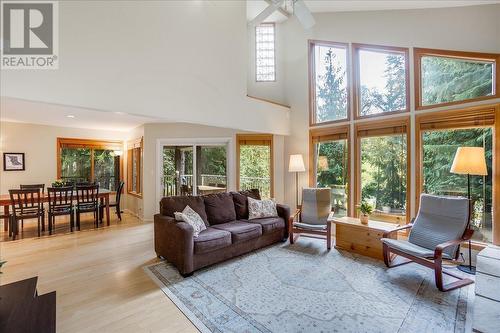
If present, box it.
[3,153,25,171]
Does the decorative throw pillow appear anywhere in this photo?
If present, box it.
[247,197,278,220]
[174,205,206,237]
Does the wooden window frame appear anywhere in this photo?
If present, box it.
[309,40,351,127]
[236,134,274,198]
[255,23,276,82]
[309,125,351,216]
[127,137,143,198]
[354,116,411,224]
[414,48,500,111]
[415,104,500,246]
[56,138,124,191]
[352,43,410,120]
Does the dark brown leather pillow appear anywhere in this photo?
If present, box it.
[203,192,236,225]
[231,189,261,220]
[160,196,209,226]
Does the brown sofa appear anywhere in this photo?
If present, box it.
[154,189,290,276]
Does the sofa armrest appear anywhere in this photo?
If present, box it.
[276,204,290,238]
[154,214,194,275]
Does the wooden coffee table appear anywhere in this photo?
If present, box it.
[328,215,399,260]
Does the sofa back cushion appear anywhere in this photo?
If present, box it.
[231,189,261,220]
[203,192,237,225]
[160,196,209,226]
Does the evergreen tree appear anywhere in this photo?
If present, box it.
[316,49,347,122]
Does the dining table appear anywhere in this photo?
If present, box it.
[0,189,112,233]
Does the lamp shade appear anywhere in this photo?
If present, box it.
[450,147,487,176]
[318,156,329,171]
[288,154,305,172]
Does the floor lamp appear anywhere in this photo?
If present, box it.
[289,154,305,209]
[450,147,488,275]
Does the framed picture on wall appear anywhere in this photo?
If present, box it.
[3,153,25,171]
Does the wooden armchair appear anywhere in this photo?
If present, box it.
[289,188,332,250]
[381,194,474,292]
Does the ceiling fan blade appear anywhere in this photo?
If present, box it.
[248,0,285,27]
[293,0,315,29]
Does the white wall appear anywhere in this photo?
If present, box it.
[277,4,500,209]
[0,1,290,135]
[0,121,126,193]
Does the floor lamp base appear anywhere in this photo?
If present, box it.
[457,264,476,275]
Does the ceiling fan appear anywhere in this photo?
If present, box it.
[249,0,316,29]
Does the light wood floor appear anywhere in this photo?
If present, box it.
[0,214,198,333]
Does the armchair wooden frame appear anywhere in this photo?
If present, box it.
[288,208,332,250]
[382,215,474,292]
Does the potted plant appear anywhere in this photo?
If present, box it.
[52,179,65,187]
[357,201,373,225]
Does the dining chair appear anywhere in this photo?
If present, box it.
[99,181,125,221]
[9,189,44,239]
[47,186,75,234]
[20,184,46,232]
[289,188,332,250]
[75,184,100,230]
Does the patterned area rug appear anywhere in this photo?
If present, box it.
[144,238,473,333]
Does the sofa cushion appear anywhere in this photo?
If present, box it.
[160,196,209,226]
[242,217,285,234]
[231,189,261,220]
[203,192,237,225]
[212,221,262,243]
[194,227,232,254]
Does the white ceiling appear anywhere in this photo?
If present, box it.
[0,97,159,132]
[247,0,500,21]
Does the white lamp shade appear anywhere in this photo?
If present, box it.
[289,154,306,172]
[450,147,487,176]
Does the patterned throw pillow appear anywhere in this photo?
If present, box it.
[174,205,207,237]
[247,197,278,220]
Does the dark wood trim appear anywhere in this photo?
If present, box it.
[308,40,351,126]
[414,47,500,110]
[352,43,410,120]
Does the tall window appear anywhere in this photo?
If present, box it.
[416,108,496,243]
[255,23,275,82]
[237,134,273,198]
[127,137,143,197]
[353,44,409,118]
[57,138,123,191]
[415,48,499,110]
[356,119,410,224]
[310,41,349,124]
[310,126,349,217]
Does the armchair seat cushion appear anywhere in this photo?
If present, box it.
[242,217,285,234]
[212,221,262,243]
[194,227,232,254]
[381,238,452,260]
[293,222,327,231]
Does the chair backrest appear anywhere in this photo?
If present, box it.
[409,194,470,258]
[20,183,45,194]
[47,186,74,211]
[75,184,99,207]
[9,189,42,217]
[115,181,125,203]
[300,188,332,225]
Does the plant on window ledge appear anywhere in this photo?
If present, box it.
[357,201,373,225]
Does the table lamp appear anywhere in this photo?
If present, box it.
[289,154,305,208]
[450,146,487,275]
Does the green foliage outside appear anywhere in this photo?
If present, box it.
[239,145,271,198]
[316,48,347,122]
[422,56,493,106]
[61,148,91,181]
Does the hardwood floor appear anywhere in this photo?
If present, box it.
[0,215,198,333]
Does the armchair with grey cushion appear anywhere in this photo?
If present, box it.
[289,188,332,250]
[381,194,474,292]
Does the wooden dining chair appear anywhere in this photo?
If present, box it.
[47,186,75,234]
[75,184,100,230]
[99,181,125,221]
[20,184,46,232]
[9,189,44,239]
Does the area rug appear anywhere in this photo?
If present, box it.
[144,238,473,333]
